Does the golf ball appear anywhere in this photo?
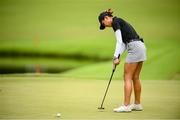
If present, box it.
[56,113,61,117]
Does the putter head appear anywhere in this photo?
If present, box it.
[98,107,105,110]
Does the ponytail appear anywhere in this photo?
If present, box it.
[106,8,113,17]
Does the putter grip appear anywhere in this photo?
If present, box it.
[113,54,120,72]
[113,65,116,72]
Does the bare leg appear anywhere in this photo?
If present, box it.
[132,62,143,104]
[124,63,138,106]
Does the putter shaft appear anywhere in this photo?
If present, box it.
[98,66,116,109]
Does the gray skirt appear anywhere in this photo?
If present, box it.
[126,41,147,63]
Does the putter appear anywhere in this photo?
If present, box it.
[98,64,117,110]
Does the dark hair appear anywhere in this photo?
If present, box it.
[98,9,114,30]
[105,9,113,17]
[98,9,113,22]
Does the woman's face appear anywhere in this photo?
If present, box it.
[102,16,113,27]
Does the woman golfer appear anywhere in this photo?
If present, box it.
[98,9,146,112]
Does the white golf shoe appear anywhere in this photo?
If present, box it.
[130,104,143,111]
[113,105,132,112]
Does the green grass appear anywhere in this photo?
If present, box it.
[0,0,180,80]
[0,77,180,119]
[1,38,180,80]
[61,39,180,80]
[1,0,180,80]
[0,0,180,57]
[1,0,180,119]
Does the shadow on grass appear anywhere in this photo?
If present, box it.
[0,51,110,74]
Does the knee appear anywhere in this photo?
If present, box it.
[124,73,133,81]
[133,75,139,81]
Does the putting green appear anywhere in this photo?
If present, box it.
[0,76,180,119]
